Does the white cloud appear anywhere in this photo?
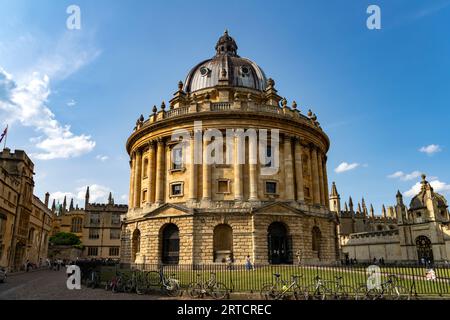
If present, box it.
[0,31,100,160]
[419,144,442,155]
[0,67,96,160]
[50,191,76,205]
[335,162,359,173]
[404,178,450,197]
[67,99,77,107]
[96,155,109,162]
[50,184,114,207]
[75,184,112,203]
[120,194,128,201]
[388,170,422,181]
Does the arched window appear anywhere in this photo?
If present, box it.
[161,224,180,265]
[267,222,292,264]
[132,229,141,263]
[213,224,233,263]
[377,225,384,231]
[28,228,35,244]
[312,226,322,259]
[71,217,82,233]
[416,235,433,263]
[142,158,149,178]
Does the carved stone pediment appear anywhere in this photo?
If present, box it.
[252,202,305,216]
[144,203,194,218]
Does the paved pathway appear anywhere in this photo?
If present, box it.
[0,269,182,300]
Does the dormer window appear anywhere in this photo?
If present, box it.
[200,67,210,77]
[241,66,250,76]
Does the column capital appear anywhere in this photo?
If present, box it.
[157,137,165,145]
[148,140,155,148]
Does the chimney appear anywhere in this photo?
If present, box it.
[45,192,50,207]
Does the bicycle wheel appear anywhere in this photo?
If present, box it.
[164,279,181,297]
[260,283,277,300]
[293,285,308,300]
[187,282,202,298]
[388,285,408,300]
[211,282,228,300]
[304,285,326,300]
[136,277,147,295]
[335,285,355,300]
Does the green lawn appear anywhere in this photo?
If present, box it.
[97,264,450,296]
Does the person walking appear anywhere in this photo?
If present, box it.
[245,255,253,271]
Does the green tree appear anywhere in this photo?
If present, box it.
[49,232,81,246]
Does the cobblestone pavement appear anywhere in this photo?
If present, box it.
[0,269,187,300]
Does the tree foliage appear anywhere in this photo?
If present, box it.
[49,232,81,246]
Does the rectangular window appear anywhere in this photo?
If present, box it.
[265,181,277,194]
[90,213,100,225]
[172,147,183,170]
[89,228,100,240]
[88,247,98,256]
[110,229,121,240]
[109,247,120,256]
[304,187,311,198]
[170,183,183,197]
[217,180,230,193]
[142,190,147,203]
[111,214,121,225]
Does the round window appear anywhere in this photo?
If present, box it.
[200,67,210,76]
[241,66,250,75]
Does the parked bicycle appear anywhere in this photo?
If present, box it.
[145,268,181,296]
[187,272,229,300]
[356,274,408,300]
[260,273,307,300]
[86,268,101,289]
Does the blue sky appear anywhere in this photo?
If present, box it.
[0,0,449,213]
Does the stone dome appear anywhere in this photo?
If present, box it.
[409,175,448,210]
[183,30,267,93]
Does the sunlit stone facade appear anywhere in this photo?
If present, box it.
[121,32,339,265]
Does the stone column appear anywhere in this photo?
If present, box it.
[234,135,243,201]
[310,146,321,205]
[294,137,305,202]
[147,141,156,204]
[249,133,258,201]
[155,138,165,204]
[189,133,197,201]
[284,135,295,201]
[202,136,211,200]
[128,154,135,208]
[133,149,142,208]
[317,151,325,206]
[323,155,330,209]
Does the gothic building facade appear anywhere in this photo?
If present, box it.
[333,175,450,264]
[121,31,339,266]
[51,188,128,259]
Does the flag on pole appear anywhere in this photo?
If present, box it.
[0,125,8,144]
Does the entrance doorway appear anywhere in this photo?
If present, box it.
[161,224,180,265]
[267,222,292,264]
[416,235,433,264]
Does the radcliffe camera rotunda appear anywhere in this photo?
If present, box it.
[121,31,339,265]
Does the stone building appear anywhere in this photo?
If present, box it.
[121,31,339,266]
[27,194,53,266]
[333,175,450,264]
[0,148,53,271]
[51,188,127,259]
